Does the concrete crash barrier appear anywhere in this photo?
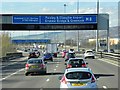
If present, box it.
[1,52,23,62]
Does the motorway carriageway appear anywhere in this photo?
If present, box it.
[1,54,119,89]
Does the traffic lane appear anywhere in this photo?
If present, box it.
[2,59,28,78]
[42,58,65,88]
[1,57,28,68]
[2,58,64,88]
[85,58,118,88]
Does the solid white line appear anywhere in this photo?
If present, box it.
[54,69,56,71]
[46,79,50,82]
[103,86,107,89]
[0,68,24,81]
[56,66,58,67]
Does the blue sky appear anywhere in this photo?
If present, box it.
[1,0,119,37]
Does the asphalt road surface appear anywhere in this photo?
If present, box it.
[1,55,119,89]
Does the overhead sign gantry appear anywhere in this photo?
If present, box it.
[2,14,98,30]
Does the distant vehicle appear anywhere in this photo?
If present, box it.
[35,51,40,57]
[65,52,76,61]
[103,49,114,53]
[84,50,95,59]
[65,58,88,68]
[25,58,47,76]
[103,49,108,52]
[69,49,74,53]
[28,52,38,59]
[110,49,114,53]
[59,68,98,88]
[43,53,53,62]
[62,50,67,58]
[46,43,58,57]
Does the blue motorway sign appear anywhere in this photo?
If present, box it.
[12,15,97,24]
[12,39,51,44]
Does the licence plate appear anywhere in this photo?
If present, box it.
[31,65,38,68]
[72,83,85,86]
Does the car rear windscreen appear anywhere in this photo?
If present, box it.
[28,60,42,64]
[66,72,91,79]
[68,59,84,65]
[86,51,93,53]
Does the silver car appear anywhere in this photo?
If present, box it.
[59,68,98,89]
[25,58,47,76]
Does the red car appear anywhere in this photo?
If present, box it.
[62,50,67,58]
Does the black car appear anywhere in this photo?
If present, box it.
[65,53,76,61]
[65,58,88,69]
[28,52,38,59]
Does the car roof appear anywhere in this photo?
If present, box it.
[86,50,93,52]
[69,58,84,60]
[65,68,91,74]
[28,58,42,61]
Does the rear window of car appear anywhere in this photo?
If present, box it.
[68,59,84,64]
[86,51,93,53]
[66,72,91,79]
[28,60,42,64]
[68,53,75,58]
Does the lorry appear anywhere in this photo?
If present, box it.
[46,43,58,57]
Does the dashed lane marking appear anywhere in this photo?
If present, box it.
[103,86,107,89]
[46,79,50,82]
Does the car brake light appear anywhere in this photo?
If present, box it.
[67,64,72,68]
[60,76,67,84]
[91,76,95,83]
[82,63,86,67]
[40,64,45,68]
[25,64,29,69]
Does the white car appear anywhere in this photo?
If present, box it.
[84,50,95,59]
[59,68,98,89]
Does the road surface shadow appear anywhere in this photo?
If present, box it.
[94,73,115,79]
[30,72,64,76]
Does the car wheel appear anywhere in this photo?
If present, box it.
[25,72,29,76]
[93,57,95,59]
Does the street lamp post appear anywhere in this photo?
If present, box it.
[96,0,99,52]
[77,0,80,51]
[64,4,67,50]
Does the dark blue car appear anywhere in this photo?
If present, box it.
[43,53,53,62]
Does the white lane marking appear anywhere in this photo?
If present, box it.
[46,79,50,82]
[98,59,120,67]
[54,69,56,71]
[103,86,107,89]
[56,66,58,67]
[57,64,59,66]
[0,68,24,81]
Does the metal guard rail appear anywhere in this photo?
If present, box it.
[96,52,120,61]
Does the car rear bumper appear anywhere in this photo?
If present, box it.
[25,68,46,73]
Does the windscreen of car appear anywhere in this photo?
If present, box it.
[66,72,91,79]
[68,53,75,58]
[28,60,42,64]
[68,59,84,65]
